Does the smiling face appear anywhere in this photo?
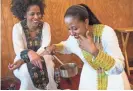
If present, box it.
[64,16,89,39]
[25,5,42,28]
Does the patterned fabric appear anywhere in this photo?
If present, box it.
[97,69,108,90]
[19,19,49,89]
[20,19,43,62]
[82,50,108,90]
[81,24,115,90]
[93,50,115,71]
[20,49,30,63]
[82,49,115,71]
[21,19,43,51]
[93,24,104,44]
[27,57,49,90]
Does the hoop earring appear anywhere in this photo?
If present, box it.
[86,31,90,38]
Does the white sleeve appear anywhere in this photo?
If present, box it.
[101,25,124,75]
[37,22,51,55]
[12,23,25,59]
[58,36,73,54]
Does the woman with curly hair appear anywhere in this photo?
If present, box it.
[8,0,57,90]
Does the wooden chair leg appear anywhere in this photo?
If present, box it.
[121,32,130,76]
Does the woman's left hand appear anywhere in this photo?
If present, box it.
[28,50,43,69]
[78,34,99,57]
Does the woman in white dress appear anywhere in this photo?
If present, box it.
[45,4,131,90]
[8,0,57,90]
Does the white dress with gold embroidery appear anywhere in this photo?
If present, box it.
[12,22,57,90]
[56,25,129,90]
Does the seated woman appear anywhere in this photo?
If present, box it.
[8,0,57,90]
[45,4,131,90]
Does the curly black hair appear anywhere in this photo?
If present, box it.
[11,0,46,20]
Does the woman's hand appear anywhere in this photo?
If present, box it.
[45,45,56,55]
[8,60,24,71]
[28,50,43,69]
[78,34,99,57]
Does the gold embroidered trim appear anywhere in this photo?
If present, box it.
[82,24,115,90]
[54,43,64,52]
[93,50,115,71]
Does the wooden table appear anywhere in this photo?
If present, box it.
[116,27,133,76]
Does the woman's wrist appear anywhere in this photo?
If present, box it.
[92,48,99,58]
[44,45,56,54]
[28,50,33,56]
[51,44,56,50]
[93,49,99,58]
[86,44,99,57]
[91,46,99,58]
[28,50,38,58]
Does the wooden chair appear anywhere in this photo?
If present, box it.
[116,27,133,76]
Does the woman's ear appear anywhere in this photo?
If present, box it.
[85,19,89,25]
[85,19,89,29]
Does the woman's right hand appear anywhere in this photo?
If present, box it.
[8,60,24,71]
[28,50,43,69]
[45,45,56,55]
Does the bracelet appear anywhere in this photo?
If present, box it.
[44,46,51,54]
